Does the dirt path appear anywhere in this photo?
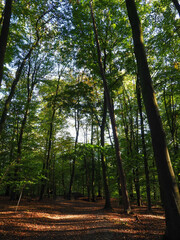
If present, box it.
[0,197,165,239]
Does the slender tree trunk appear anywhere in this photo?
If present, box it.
[0,41,38,135]
[84,154,91,201]
[163,87,178,156]
[96,126,102,198]
[39,161,46,201]
[17,88,34,166]
[11,91,33,200]
[91,121,95,202]
[100,94,112,209]
[133,168,141,206]
[39,74,60,200]
[0,8,50,134]
[0,0,13,87]
[125,0,180,238]
[39,114,55,201]
[129,93,141,207]
[136,77,152,211]
[11,62,37,200]
[61,158,66,198]
[68,109,80,200]
[90,0,131,213]
[52,154,56,199]
[5,120,16,196]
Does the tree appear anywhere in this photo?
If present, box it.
[0,0,13,87]
[172,0,180,16]
[136,77,151,211]
[100,94,112,209]
[0,2,54,135]
[125,0,180,238]
[90,0,131,213]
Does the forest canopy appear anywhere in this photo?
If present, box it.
[0,0,180,239]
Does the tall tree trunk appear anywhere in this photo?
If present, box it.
[0,41,38,135]
[5,122,16,197]
[100,94,112,209]
[163,87,178,156]
[0,0,13,87]
[61,158,66,198]
[39,74,61,200]
[84,154,91,201]
[52,153,56,199]
[125,0,180,238]
[172,0,180,16]
[136,77,152,211]
[129,92,141,207]
[96,126,102,198]
[91,121,95,202]
[90,0,131,213]
[68,109,80,200]
[133,168,141,206]
[0,8,51,134]
[39,111,55,200]
[17,63,36,166]
[11,60,38,200]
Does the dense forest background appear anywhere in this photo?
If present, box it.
[0,1,179,236]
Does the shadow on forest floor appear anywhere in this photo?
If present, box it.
[0,197,165,240]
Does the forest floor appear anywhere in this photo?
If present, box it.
[0,196,165,240]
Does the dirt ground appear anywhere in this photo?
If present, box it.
[0,197,165,240]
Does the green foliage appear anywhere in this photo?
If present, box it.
[0,0,179,204]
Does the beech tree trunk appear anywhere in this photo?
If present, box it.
[84,154,91,201]
[100,94,112,209]
[10,59,38,200]
[125,0,180,238]
[90,0,131,213]
[0,0,13,87]
[136,77,152,211]
[39,74,61,200]
[0,41,39,135]
[172,0,180,16]
[91,121,95,202]
[68,109,80,200]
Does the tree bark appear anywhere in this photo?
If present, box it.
[0,0,13,87]
[0,41,38,135]
[125,0,180,238]
[39,73,61,200]
[0,8,51,134]
[17,58,37,165]
[84,153,91,201]
[10,57,38,200]
[91,121,95,202]
[172,0,180,16]
[136,76,152,211]
[90,0,131,213]
[100,94,112,209]
[68,109,80,200]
